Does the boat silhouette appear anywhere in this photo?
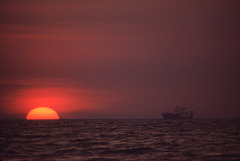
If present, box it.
[162,106,193,119]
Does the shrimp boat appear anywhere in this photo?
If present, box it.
[162,106,193,119]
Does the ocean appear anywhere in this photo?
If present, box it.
[0,119,240,161]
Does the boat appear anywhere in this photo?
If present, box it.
[162,106,193,119]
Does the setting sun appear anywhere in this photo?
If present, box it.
[26,107,60,120]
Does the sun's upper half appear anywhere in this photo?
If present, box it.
[26,107,59,120]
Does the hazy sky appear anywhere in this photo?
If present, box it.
[0,0,240,119]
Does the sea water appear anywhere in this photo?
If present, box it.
[0,119,240,161]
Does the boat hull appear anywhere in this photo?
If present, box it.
[162,112,193,119]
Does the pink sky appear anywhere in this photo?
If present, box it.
[0,0,240,119]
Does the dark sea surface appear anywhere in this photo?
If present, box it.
[0,119,240,161]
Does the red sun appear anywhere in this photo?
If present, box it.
[26,107,60,120]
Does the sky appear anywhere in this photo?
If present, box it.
[0,0,240,119]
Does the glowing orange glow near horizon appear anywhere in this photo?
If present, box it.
[26,107,60,120]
